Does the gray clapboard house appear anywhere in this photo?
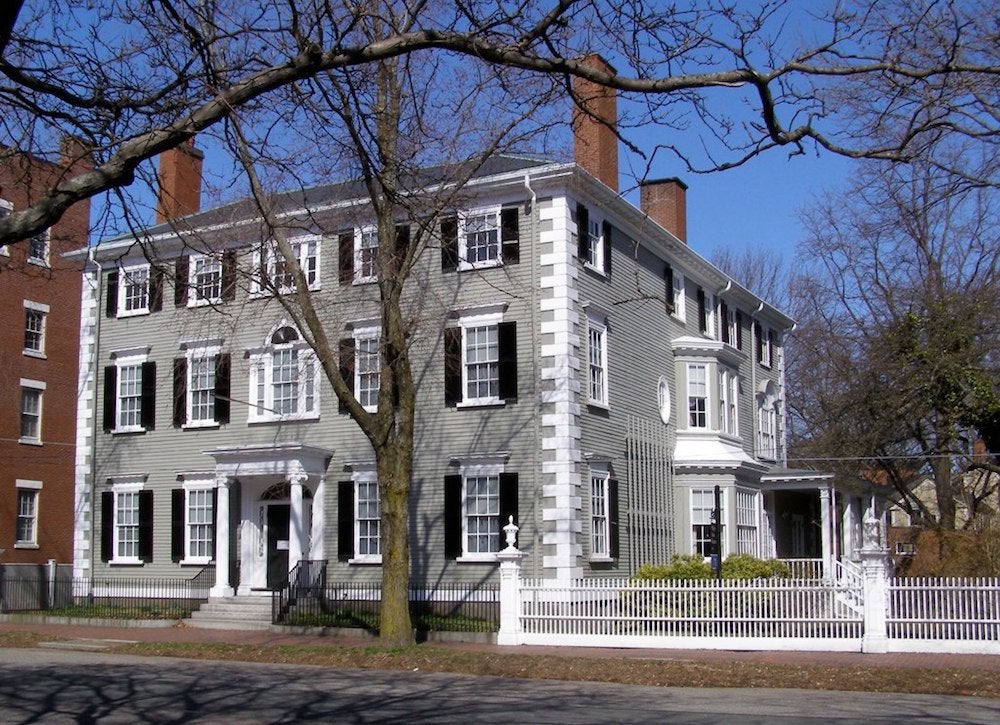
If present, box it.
[69,76,852,602]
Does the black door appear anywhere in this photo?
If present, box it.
[266,504,291,589]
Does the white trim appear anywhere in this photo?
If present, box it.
[74,264,100,579]
[353,226,378,285]
[110,352,149,434]
[117,263,151,317]
[249,235,322,297]
[14,484,40,548]
[585,312,609,408]
[458,462,504,560]
[458,206,502,271]
[183,343,223,428]
[180,479,216,565]
[349,468,381,564]
[352,325,381,413]
[110,481,145,566]
[186,253,224,306]
[457,310,504,407]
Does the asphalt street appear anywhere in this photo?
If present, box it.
[1,648,998,724]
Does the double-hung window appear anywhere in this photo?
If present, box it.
[719,367,739,436]
[758,387,778,460]
[736,488,759,556]
[248,326,319,423]
[15,480,41,548]
[444,307,517,407]
[338,466,382,564]
[19,379,44,444]
[756,322,773,367]
[587,314,609,407]
[27,230,49,265]
[170,481,215,564]
[356,227,378,283]
[444,461,518,561]
[461,210,500,268]
[23,301,47,356]
[101,479,152,564]
[174,344,230,428]
[356,332,381,412]
[120,265,150,315]
[687,363,707,429]
[692,488,724,557]
[191,255,223,303]
[589,465,620,562]
[583,216,603,271]
[104,352,155,434]
[253,237,320,294]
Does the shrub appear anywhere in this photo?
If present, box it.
[721,554,790,580]
[632,554,790,582]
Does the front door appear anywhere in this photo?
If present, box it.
[266,504,291,589]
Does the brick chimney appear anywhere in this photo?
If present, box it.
[572,54,618,193]
[156,138,203,223]
[640,177,688,244]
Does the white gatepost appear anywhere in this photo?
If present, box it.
[860,501,891,653]
[496,516,524,646]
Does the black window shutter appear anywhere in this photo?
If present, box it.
[174,257,189,307]
[138,489,154,562]
[754,321,763,362]
[576,203,589,259]
[140,361,156,431]
[444,474,463,558]
[150,267,164,312]
[338,481,354,561]
[215,353,231,424]
[443,326,463,406]
[498,472,519,533]
[103,365,117,432]
[497,321,518,402]
[339,338,355,414]
[339,230,354,285]
[394,223,410,273]
[101,491,113,562]
[171,488,185,562]
[720,301,730,344]
[222,250,237,301]
[211,487,218,558]
[105,271,119,318]
[500,207,519,265]
[736,310,744,350]
[440,216,458,271]
[602,220,613,274]
[173,357,187,428]
[664,264,675,314]
[697,288,707,332]
[609,478,620,559]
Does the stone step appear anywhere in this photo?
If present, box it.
[185,596,276,630]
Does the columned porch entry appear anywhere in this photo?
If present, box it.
[204,443,333,597]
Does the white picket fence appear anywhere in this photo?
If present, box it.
[886,576,1000,654]
[496,548,1000,654]
[516,577,863,651]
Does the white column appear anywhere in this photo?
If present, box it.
[210,474,234,597]
[842,495,856,561]
[289,471,305,572]
[819,486,833,580]
[309,475,326,560]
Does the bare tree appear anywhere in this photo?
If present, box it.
[1,0,998,247]
[710,245,790,312]
[787,155,1000,531]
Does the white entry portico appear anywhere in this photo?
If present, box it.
[205,443,333,597]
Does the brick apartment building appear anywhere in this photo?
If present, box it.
[0,141,90,566]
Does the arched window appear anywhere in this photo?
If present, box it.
[757,381,778,461]
[248,324,319,422]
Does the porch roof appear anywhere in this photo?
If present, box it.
[204,442,334,480]
[760,467,835,491]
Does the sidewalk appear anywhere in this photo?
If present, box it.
[3,618,999,672]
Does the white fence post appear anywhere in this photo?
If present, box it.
[496,516,524,646]
[46,559,57,609]
[860,503,891,653]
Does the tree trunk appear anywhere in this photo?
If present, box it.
[932,453,957,531]
[376,441,414,645]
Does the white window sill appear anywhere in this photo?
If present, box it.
[14,542,39,549]
[248,413,320,425]
[111,426,146,435]
[27,258,49,267]
[671,311,685,323]
[180,557,214,566]
[183,421,221,430]
[583,261,607,277]
[117,308,150,319]
[18,437,42,446]
[589,555,614,564]
[456,398,505,409]
[352,276,376,285]
[249,284,320,300]
[456,554,499,564]
[187,297,222,308]
[22,349,46,359]
[110,558,145,566]
[348,556,382,565]
[458,258,502,273]
[587,399,610,411]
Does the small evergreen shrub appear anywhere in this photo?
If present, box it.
[721,554,791,580]
[632,554,790,582]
